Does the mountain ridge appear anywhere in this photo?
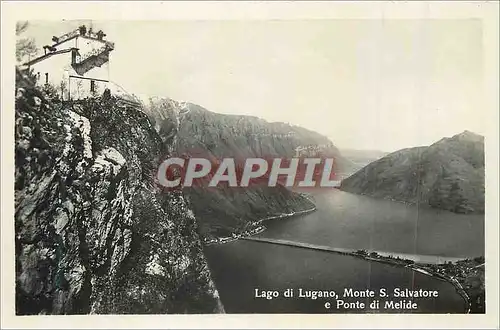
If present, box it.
[142,98,346,238]
[340,131,485,214]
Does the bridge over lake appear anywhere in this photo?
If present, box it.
[241,236,464,265]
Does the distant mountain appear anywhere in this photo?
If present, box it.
[340,149,389,172]
[340,131,484,214]
[144,98,350,237]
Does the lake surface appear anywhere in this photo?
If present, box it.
[204,189,484,313]
[263,189,484,257]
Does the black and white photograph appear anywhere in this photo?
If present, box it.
[1,1,498,329]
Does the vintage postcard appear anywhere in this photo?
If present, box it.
[1,1,498,329]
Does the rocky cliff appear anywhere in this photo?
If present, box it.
[340,131,485,214]
[143,99,350,238]
[14,69,223,314]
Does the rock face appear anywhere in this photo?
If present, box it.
[340,131,485,214]
[14,69,223,314]
[143,99,348,238]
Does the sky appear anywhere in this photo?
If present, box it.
[22,19,485,152]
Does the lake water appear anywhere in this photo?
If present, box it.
[204,189,484,313]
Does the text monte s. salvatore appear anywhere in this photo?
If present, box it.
[254,287,441,311]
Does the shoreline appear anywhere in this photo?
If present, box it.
[368,256,471,313]
[203,205,317,246]
[339,189,483,215]
[406,264,471,313]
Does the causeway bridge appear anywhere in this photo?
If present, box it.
[241,236,464,265]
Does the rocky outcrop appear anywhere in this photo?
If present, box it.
[15,69,223,314]
[340,131,484,214]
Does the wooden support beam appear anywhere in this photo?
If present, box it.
[68,75,109,83]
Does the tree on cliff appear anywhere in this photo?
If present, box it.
[16,21,38,63]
